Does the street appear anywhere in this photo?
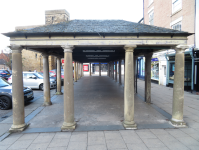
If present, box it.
[0,89,54,120]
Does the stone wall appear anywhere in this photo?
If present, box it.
[22,50,57,72]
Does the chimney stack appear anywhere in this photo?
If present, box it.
[45,9,70,25]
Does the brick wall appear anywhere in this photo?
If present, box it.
[144,0,195,46]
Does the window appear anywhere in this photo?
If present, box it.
[172,21,181,31]
[26,73,37,79]
[149,10,154,25]
[172,0,182,13]
[35,53,37,59]
[148,0,153,6]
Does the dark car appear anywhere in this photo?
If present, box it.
[0,77,34,110]
[0,70,11,80]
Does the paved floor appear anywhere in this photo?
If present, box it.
[0,75,199,150]
[22,76,172,131]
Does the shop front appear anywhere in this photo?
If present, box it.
[151,58,159,81]
[92,63,108,74]
[137,57,145,79]
[165,49,197,91]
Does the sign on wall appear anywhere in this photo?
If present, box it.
[61,59,74,65]
[61,59,64,64]
[83,65,89,71]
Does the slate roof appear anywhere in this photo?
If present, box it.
[3,20,191,36]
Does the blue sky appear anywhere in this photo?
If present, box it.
[0,0,143,52]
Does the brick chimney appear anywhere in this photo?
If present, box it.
[45,9,70,25]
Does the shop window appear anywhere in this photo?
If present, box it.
[172,0,182,13]
[169,62,191,82]
[148,0,153,6]
[151,63,159,80]
[149,10,154,25]
[172,21,181,31]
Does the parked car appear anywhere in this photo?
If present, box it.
[0,70,11,80]
[0,77,34,110]
[38,72,56,80]
[50,69,64,79]
[8,72,56,90]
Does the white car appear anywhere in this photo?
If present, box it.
[8,72,56,90]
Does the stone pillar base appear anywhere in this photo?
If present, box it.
[170,119,187,127]
[43,101,52,106]
[61,122,76,131]
[55,92,63,95]
[123,121,137,129]
[9,123,29,133]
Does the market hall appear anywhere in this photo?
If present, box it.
[2,9,192,132]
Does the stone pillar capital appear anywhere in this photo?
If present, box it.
[10,45,23,53]
[144,52,153,58]
[175,45,189,53]
[62,45,74,53]
[124,45,137,52]
[42,53,49,57]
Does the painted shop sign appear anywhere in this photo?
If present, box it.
[151,58,158,62]
[83,65,89,71]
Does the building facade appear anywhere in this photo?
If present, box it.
[142,0,199,91]
[144,0,196,47]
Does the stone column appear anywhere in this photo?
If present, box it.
[144,53,152,103]
[82,63,84,77]
[108,63,110,77]
[80,63,82,78]
[109,62,112,78]
[124,59,125,85]
[170,45,189,127]
[56,57,63,95]
[9,46,28,132]
[123,45,137,129]
[119,60,122,85]
[81,63,83,77]
[89,63,91,76]
[112,61,114,80]
[134,57,138,93]
[77,62,79,80]
[99,62,101,76]
[74,61,77,82]
[61,45,76,130]
[115,61,117,82]
[43,53,52,106]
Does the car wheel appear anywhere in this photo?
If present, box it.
[0,96,12,110]
[39,84,44,91]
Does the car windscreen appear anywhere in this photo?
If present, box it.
[34,73,43,79]
[0,78,10,87]
[38,72,43,76]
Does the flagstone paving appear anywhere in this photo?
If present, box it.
[0,76,199,150]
